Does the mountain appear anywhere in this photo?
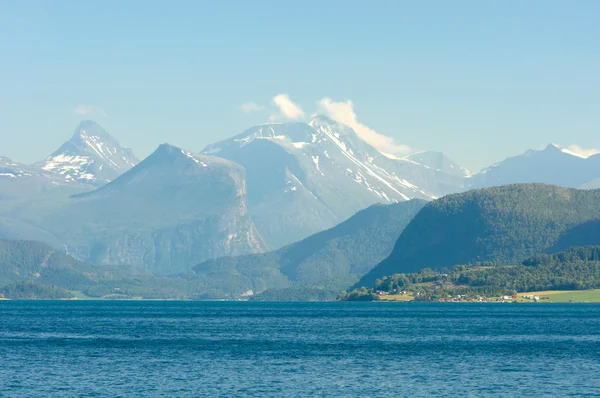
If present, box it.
[470,144,600,189]
[192,199,426,297]
[35,120,139,186]
[203,115,466,248]
[406,151,471,178]
[1,144,267,274]
[0,156,64,200]
[357,184,600,287]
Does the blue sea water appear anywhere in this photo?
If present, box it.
[1,302,600,397]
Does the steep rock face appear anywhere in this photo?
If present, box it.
[14,144,266,274]
[357,184,600,287]
[470,144,600,189]
[203,115,466,248]
[35,120,139,186]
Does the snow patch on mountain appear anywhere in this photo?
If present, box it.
[35,121,139,186]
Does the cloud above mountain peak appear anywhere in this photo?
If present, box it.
[272,94,305,120]
[318,98,410,155]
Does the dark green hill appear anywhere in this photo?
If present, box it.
[357,184,600,287]
[193,199,426,297]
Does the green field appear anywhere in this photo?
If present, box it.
[517,289,600,303]
[378,294,414,301]
[377,289,600,303]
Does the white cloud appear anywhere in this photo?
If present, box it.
[272,94,305,120]
[73,105,107,117]
[240,102,265,113]
[566,144,600,158]
[318,97,410,154]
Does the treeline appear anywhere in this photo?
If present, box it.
[340,246,600,301]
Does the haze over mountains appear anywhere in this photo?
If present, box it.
[0,119,599,298]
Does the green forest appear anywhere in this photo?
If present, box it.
[340,246,600,301]
[0,280,74,299]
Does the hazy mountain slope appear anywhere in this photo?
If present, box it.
[406,151,471,178]
[357,184,600,287]
[203,116,466,248]
[3,144,266,274]
[470,144,600,189]
[192,199,426,295]
[35,120,139,186]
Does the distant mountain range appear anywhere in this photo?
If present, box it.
[469,143,600,190]
[0,119,599,289]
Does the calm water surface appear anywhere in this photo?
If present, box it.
[1,301,600,397]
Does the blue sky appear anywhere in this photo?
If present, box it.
[1,0,598,171]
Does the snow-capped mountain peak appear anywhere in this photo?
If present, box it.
[35,121,139,186]
[201,115,468,248]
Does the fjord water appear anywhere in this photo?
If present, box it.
[2,302,600,397]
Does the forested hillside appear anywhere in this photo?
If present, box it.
[342,246,600,300]
[358,184,600,287]
[192,200,426,298]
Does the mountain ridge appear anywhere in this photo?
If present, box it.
[470,143,600,189]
